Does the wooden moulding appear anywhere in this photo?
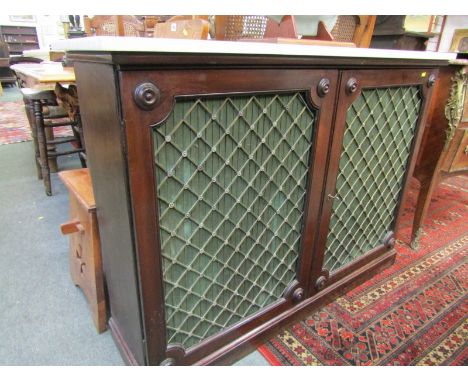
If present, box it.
[67,51,451,70]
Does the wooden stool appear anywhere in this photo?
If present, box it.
[59,168,107,333]
[21,88,86,196]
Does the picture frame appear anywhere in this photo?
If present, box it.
[8,15,36,23]
[449,28,468,52]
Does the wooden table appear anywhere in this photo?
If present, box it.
[10,62,76,172]
[10,62,75,89]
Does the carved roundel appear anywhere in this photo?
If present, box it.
[315,276,327,291]
[345,77,359,95]
[292,288,305,303]
[382,231,396,249]
[317,78,331,97]
[133,82,161,110]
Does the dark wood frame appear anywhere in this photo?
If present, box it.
[119,68,339,365]
[313,68,437,287]
[411,63,467,248]
[70,51,441,366]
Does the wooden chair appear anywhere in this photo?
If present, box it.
[84,15,144,37]
[214,15,269,40]
[55,83,86,164]
[21,87,86,195]
[331,15,376,48]
[153,18,210,40]
[213,15,376,48]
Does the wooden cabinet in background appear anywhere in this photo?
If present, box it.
[0,25,39,55]
[411,60,468,248]
[370,16,435,51]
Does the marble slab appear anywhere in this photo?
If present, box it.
[51,36,456,62]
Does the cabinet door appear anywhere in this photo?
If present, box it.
[119,68,338,365]
[312,69,437,289]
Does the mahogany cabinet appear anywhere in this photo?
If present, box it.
[58,37,452,365]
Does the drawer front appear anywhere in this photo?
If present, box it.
[153,92,316,349]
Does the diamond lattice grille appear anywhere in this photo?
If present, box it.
[152,92,316,348]
[323,86,421,273]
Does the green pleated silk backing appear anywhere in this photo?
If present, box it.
[152,93,316,348]
[323,86,422,273]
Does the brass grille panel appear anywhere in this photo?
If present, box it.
[153,92,316,348]
[323,86,421,272]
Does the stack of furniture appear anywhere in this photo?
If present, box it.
[53,36,453,365]
[148,15,376,47]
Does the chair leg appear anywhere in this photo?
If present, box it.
[73,113,87,168]
[23,98,42,179]
[33,100,52,196]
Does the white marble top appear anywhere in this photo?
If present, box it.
[51,36,456,62]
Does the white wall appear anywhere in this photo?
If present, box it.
[426,16,444,52]
[438,15,468,52]
[0,15,68,50]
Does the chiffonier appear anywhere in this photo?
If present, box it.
[53,37,454,365]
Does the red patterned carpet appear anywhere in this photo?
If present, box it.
[258,176,468,366]
[0,100,72,145]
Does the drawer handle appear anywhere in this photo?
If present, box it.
[61,220,84,235]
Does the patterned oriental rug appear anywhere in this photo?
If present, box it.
[258,176,468,366]
[0,100,72,145]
